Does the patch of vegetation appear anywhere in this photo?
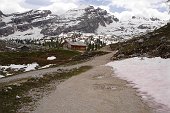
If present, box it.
[110,23,170,60]
[72,51,110,61]
[0,66,92,113]
[0,49,109,77]
[0,49,80,66]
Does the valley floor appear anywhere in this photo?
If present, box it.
[0,50,156,113]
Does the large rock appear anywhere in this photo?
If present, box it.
[0,26,14,36]
[0,10,6,17]
[0,22,6,28]
[17,23,32,32]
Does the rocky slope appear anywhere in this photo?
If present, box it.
[110,22,170,59]
[0,6,167,40]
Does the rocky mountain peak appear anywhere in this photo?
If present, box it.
[0,11,3,17]
[150,17,160,21]
[0,10,6,17]
[132,16,150,21]
[11,10,52,24]
[42,6,119,36]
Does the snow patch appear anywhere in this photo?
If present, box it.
[39,64,54,69]
[47,56,56,61]
[0,63,39,72]
[106,57,170,112]
[2,16,13,23]
[25,63,39,72]
[0,75,5,78]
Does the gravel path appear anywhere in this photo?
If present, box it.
[31,51,154,113]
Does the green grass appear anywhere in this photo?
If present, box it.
[0,66,92,113]
[0,49,80,66]
[72,51,110,61]
[0,49,109,77]
[0,50,109,67]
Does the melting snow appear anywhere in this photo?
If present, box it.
[39,64,54,69]
[24,63,39,72]
[47,56,56,61]
[0,75,5,78]
[106,57,170,111]
[0,63,39,72]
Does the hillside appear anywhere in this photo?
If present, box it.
[110,23,170,59]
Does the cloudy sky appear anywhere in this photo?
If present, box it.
[0,0,169,20]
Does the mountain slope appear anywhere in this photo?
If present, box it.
[97,16,166,39]
[0,6,118,40]
[41,6,118,36]
[110,23,170,59]
[0,6,167,40]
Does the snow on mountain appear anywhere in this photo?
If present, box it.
[61,8,85,19]
[1,27,43,40]
[97,16,166,39]
[0,6,167,41]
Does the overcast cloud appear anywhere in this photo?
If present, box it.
[0,0,169,20]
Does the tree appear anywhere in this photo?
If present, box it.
[87,44,91,51]
[91,43,94,51]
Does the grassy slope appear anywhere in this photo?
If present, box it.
[0,49,80,66]
[0,50,109,66]
[110,23,170,59]
[0,50,109,76]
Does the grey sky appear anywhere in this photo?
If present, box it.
[0,0,169,20]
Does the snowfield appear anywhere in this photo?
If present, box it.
[106,57,170,112]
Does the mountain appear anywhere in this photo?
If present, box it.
[0,6,167,40]
[110,22,170,59]
[0,10,6,17]
[97,16,166,39]
[0,6,118,40]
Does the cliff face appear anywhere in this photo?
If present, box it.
[41,6,119,36]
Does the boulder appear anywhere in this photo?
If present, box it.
[0,26,14,36]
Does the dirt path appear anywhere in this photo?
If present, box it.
[31,51,154,113]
